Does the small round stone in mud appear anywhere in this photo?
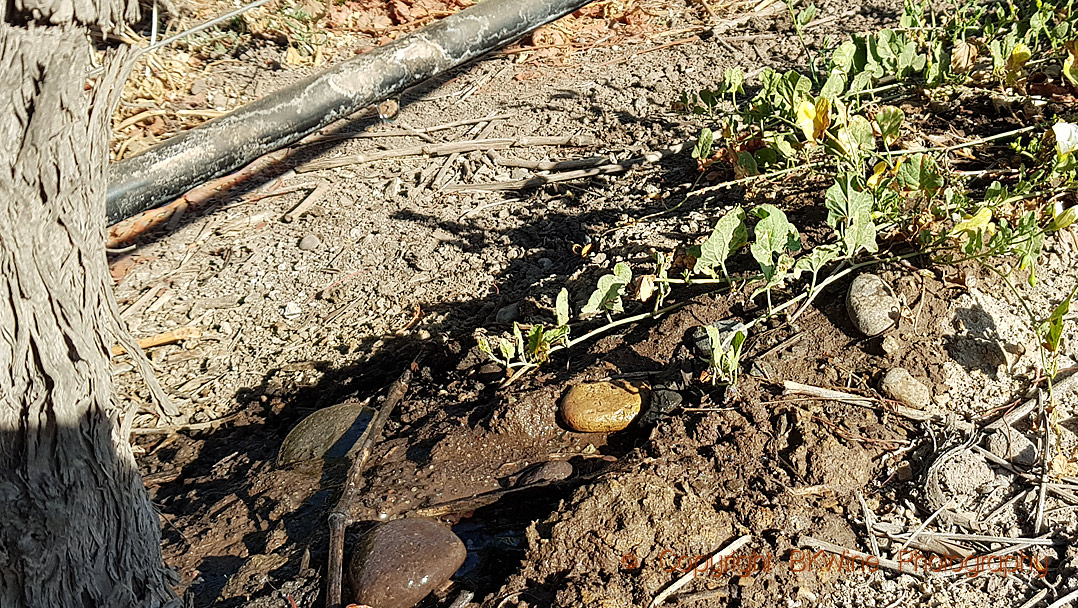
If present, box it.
[298,234,321,251]
[348,518,466,608]
[559,381,648,433]
[846,273,899,336]
[879,368,931,409]
[277,401,373,465]
[495,303,520,323]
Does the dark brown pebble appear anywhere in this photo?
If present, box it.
[348,518,466,608]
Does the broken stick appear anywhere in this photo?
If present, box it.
[282,181,333,222]
[447,142,690,193]
[325,359,417,608]
[295,135,599,173]
[110,326,201,356]
[782,380,975,432]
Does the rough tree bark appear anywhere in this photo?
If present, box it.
[0,0,177,606]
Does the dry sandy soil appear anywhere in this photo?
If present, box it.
[105,1,1078,607]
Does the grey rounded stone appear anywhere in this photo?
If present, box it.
[879,368,931,409]
[298,234,321,251]
[846,274,899,336]
[495,303,520,323]
[987,429,1038,467]
[348,519,466,608]
[278,402,373,465]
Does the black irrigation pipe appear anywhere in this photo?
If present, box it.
[106,0,595,224]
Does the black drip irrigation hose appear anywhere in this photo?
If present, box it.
[106,0,595,225]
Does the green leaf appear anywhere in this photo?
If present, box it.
[499,337,516,363]
[689,207,748,279]
[897,41,917,77]
[875,106,904,145]
[773,135,797,159]
[775,70,813,113]
[527,324,545,359]
[820,70,846,99]
[825,176,874,227]
[842,212,879,255]
[512,323,525,358]
[989,39,1005,71]
[555,288,570,326]
[738,151,759,176]
[703,322,748,385]
[825,175,877,256]
[926,40,944,86]
[897,153,943,196]
[477,336,494,359]
[849,115,876,152]
[581,262,632,315]
[1045,290,1074,353]
[692,128,714,160]
[546,324,570,345]
[749,204,800,279]
[723,68,745,96]
[791,244,841,280]
[1049,206,1078,232]
[831,39,857,74]
[754,146,777,168]
[872,29,898,69]
[848,70,873,95]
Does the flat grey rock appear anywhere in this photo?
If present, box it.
[277,402,373,465]
[879,368,931,409]
[298,234,321,251]
[987,429,1038,467]
[846,274,899,336]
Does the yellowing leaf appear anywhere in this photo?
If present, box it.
[1050,453,1078,477]
[1054,122,1078,156]
[867,161,889,188]
[1065,40,1078,87]
[1006,42,1031,73]
[952,207,994,236]
[796,100,816,141]
[796,97,831,143]
[635,275,657,302]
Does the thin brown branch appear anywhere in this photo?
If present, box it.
[296,135,599,173]
[325,359,417,608]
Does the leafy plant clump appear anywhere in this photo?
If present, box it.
[478,0,1077,389]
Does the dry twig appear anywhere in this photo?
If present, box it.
[295,135,598,173]
[282,181,333,222]
[449,142,689,193]
[325,360,417,608]
[648,535,752,607]
[110,326,201,356]
[782,380,975,431]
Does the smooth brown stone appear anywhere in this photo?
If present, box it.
[559,381,648,433]
[348,518,466,608]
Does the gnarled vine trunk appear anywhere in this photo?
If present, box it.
[0,1,176,606]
